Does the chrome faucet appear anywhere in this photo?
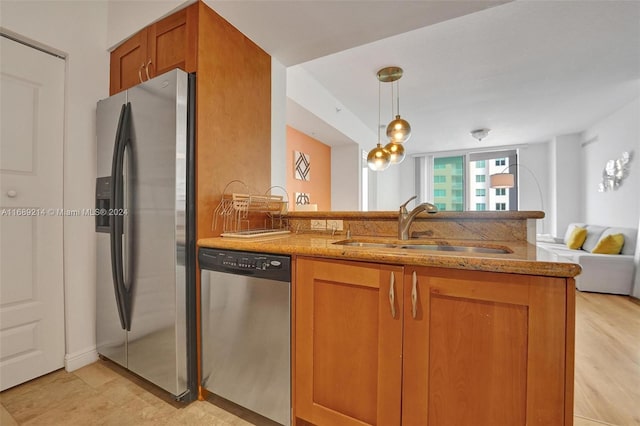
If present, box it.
[398,196,438,240]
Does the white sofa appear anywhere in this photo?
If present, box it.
[537,223,637,295]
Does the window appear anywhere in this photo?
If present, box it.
[468,150,518,211]
[432,156,464,211]
[425,150,517,212]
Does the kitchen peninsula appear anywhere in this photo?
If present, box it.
[199,211,579,426]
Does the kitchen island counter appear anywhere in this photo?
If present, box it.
[198,233,580,279]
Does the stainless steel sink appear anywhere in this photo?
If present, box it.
[399,244,510,254]
[334,241,397,248]
[333,240,511,254]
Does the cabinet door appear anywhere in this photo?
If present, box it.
[109,28,148,95]
[295,258,403,426]
[402,267,571,426]
[147,5,197,78]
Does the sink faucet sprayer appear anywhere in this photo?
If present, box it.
[398,196,438,240]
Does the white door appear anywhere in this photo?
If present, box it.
[0,35,65,391]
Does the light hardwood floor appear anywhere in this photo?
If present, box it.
[1,291,638,425]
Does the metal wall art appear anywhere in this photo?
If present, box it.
[295,192,311,205]
[598,151,633,192]
[294,151,310,181]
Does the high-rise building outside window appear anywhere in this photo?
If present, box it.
[428,150,517,212]
[432,156,464,211]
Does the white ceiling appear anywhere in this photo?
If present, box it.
[208,0,640,154]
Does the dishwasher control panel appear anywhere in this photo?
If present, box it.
[199,248,291,282]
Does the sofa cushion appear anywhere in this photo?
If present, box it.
[566,226,587,249]
[600,227,637,256]
[563,223,587,243]
[592,233,624,254]
[582,225,607,253]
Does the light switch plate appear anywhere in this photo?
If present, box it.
[311,219,326,230]
[326,219,343,231]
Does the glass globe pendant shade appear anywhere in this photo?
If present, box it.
[386,115,411,143]
[384,141,405,164]
[367,144,391,171]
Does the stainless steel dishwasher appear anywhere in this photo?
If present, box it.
[199,248,291,425]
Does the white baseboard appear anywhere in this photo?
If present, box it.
[64,346,99,372]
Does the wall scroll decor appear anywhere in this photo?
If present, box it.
[294,151,310,181]
[598,151,633,192]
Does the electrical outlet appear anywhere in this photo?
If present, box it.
[326,219,343,231]
[311,219,326,230]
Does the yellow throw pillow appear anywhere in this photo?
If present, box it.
[566,226,587,249]
[592,233,625,254]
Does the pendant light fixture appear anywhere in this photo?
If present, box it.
[367,66,411,170]
[367,75,391,171]
[384,141,405,164]
[380,66,411,143]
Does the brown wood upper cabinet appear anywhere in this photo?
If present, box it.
[294,259,575,426]
[110,6,197,95]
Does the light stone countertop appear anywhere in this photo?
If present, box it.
[198,233,581,278]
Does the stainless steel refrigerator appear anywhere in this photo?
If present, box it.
[95,69,197,402]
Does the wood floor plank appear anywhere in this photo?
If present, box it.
[574,291,640,426]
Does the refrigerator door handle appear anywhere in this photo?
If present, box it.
[110,102,132,331]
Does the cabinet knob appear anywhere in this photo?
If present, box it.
[7,189,17,198]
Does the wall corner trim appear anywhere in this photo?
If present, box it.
[64,346,99,372]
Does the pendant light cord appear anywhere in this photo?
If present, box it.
[378,79,382,146]
[390,81,395,119]
[396,80,400,116]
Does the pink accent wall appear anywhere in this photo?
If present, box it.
[286,126,331,211]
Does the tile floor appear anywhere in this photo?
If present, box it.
[0,360,279,426]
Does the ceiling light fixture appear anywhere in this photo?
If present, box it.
[367,74,391,171]
[471,128,491,142]
[367,66,410,171]
[384,140,405,164]
[380,67,411,144]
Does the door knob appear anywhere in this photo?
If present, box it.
[7,190,17,198]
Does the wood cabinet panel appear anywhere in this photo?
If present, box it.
[109,29,147,95]
[195,1,271,239]
[109,4,197,95]
[148,6,197,76]
[402,267,571,426]
[295,257,403,426]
